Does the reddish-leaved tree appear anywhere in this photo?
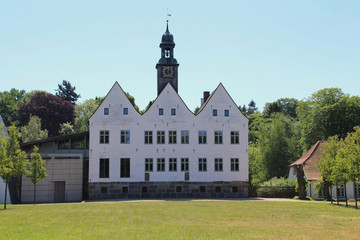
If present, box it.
[17,92,74,136]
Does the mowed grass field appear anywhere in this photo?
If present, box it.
[1,200,360,240]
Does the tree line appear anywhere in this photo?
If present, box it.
[242,88,360,186]
[1,80,360,189]
[0,80,140,142]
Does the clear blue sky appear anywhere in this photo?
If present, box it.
[1,1,359,112]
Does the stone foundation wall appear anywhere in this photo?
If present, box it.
[88,181,248,200]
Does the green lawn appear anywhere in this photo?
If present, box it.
[1,200,359,239]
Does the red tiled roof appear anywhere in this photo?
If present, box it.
[289,141,324,181]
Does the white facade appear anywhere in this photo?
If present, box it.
[88,82,248,199]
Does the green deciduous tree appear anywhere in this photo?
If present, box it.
[297,88,360,150]
[331,139,350,206]
[317,136,340,203]
[125,92,140,112]
[0,89,27,126]
[55,80,81,104]
[0,126,26,209]
[256,113,302,180]
[336,126,360,208]
[264,98,298,119]
[248,142,265,185]
[74,98,102,132]
[59,122,75,135]
[20,115,48,142]
[248,113,271,144]
[25,146,47,204]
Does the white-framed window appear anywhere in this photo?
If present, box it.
[104,108,109,115]
[231,158,239,171]
[159,108,164,115]
[214,158,223,172]
[157,131,165,144]
[231,131,239,144]
[120,130,130,144]
[169,131,177,144]
[337,184,345,198]
[356,183,360,198]
[145,158,153,172]
[214,131,223,144]
[100,130,109,144]
[181,158,189,171]
[198,131,207,144]
[198,158,207,172]
[224,109,229,117]
[171,108,176,115]
[144,131,153,144]
[181,130,189,144]
[157,158,165,172]
[169,158,177,171]
[123,108,128,115]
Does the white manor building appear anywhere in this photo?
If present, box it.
[88,23,249,199]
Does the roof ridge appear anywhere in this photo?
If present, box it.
[289,140,323,167]
[303,141,321,164]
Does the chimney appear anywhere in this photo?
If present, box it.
[203,91,210,103]
[201,91,210,106]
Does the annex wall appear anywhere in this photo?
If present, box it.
[21,154,83,203]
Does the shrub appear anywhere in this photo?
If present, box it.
[260,177,297,187]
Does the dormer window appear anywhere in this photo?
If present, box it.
[165,49,170,58]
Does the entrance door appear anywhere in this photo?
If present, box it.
[54,181,65,203]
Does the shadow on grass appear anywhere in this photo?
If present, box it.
[329,201,360,210]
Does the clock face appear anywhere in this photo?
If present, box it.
[162,66,174,78]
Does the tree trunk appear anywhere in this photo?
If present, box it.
[324,181,331,201]
[336,184,339,205]
[295,166,306,199]
[344,183,348,207]
[4,182,8,210]
[354,181,358,209]
[330,186,333,204]
[33,183,36,205]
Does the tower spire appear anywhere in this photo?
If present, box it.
[156,20,179,95]
[166,20,169,33]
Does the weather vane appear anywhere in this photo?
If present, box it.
[167,8,171,22]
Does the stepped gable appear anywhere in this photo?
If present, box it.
[290,141,324,181]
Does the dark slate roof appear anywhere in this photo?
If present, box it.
[290,141,324,181]
[161,21,175,45]
[20,131,89,147]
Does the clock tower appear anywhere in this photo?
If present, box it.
[156,21,179,96]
